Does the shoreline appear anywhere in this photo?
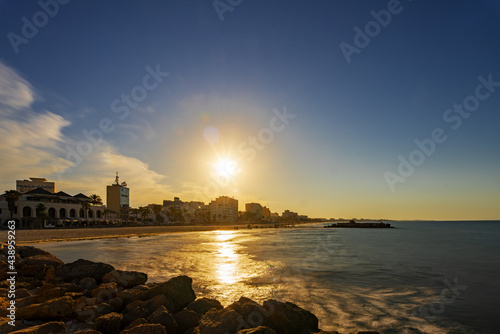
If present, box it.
[0,223,320,245]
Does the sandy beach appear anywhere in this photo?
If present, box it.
[1,225,250,244]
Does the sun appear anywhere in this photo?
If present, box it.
[215,158,238,178]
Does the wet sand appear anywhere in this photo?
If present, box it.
[1,225,247,244]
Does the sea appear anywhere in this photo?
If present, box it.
[38,221,500,334]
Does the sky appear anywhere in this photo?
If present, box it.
[0,0,499,220]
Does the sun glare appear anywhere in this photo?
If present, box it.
[215,158,238,178]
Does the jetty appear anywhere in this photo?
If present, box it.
[324,220,393,228]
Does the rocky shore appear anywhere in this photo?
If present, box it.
[0,243,380,334]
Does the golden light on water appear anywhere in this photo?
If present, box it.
[215,231,239,284]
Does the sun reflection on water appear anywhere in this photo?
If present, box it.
[215,231,238,284]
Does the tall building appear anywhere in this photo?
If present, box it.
[262,206,271,219]
[106,172,129,220]
[209,196,238,222]
[245,202,263,219]
[16,177,56,193]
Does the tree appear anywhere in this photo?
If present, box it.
[81,201,91,219]
[4,190,21,220]
[36,203,46,229]
[139,206,151,224]
[152,204,163,224]
[89,194,102,205]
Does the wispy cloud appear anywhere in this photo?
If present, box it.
[0,61,35,113]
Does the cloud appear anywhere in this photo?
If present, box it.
[0,61,176,205]
[0,61,35,113]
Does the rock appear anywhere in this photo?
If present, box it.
[120,324,167,334]
[32,285,65,304]
[109,297,124,311]
[125,318,148,330]
[55,259,114,283]
[187,297,223,315]
[123,306,150,326]
[16,288,31,299]
[126,300,145,313]
[143,294,175,314]
[198,308,243,334]
[18,296,76,320]
[18,255,64,278]
[9,321,66,333]
[92,283,118,302]
[174,309,201,333]
[263,300,319,334]
[354,332,381,334]
[93,312,123,334]
[79,277,97,291]
[73,330,102,334]
[117,287,149,305]
[102,270,147,289]
[16,246,51,258]
[147,305,177,334]
[148,276,196,312]
[236,326,277,334]
[226,297,272,328]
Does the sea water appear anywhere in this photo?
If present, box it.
[39,221,500,333]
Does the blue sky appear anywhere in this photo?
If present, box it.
[1,0,499,219]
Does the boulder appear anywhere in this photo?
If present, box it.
[186,297,223,315]
[73,330,102,334]
[263,300,319,334]
[16,288,31,299]
[117,287,149,305]
[226,297,272,328]
[92,282,118,302]
[93,312,123,334]
[125,318,148,330]
[198,308,243,334]
[143,294,175,314]
[32,285,65,304]
[18,296,76,320]
[55,259,114,282]
[123,306,151,326]
[174,309,201,333]
[120,324,167,334]
[147,305,177,334]
[102,270,147,289]
[79,277,97,291]
[236,326,277,334]
[9,321,66,333]
[16,246,51,258]
[18,255,64,278]
[148,276,196,312]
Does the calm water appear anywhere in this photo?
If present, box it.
[38,221,500,334]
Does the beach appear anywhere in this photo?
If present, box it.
[1,223,308,244]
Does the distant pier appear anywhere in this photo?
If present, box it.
[324,220,393,228]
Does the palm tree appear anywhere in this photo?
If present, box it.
[139,206,151,224]
[89,194,102,205]
[152,204,163,224]
[4,190,21,220]
[81,201,91,219]
[35,203,46,229]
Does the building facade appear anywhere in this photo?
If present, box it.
[210,196,238,222]
[16,177,56,194]
[245,202,263,219]
[106,173,130,220]
[0,187,106,228]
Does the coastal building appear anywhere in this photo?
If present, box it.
[262,206,271,219]
[163,197,205,222]
[209,196,238,222]
[106,172,130,221]
[245,202,263,219]
[0,186,106,228]
[16,177,56,194]
[282,209,300,222]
